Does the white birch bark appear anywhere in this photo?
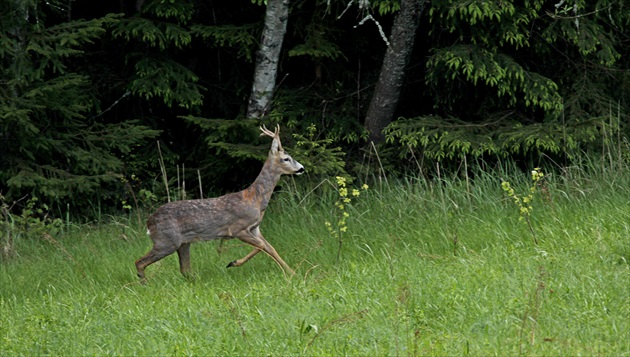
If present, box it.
[246,0,290,120]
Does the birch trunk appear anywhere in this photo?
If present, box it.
[364,0,425,143]
[246,0,290,120]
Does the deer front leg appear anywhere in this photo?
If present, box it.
[226,248,261,268]
[260,239,296,277]
[230,227,295,276]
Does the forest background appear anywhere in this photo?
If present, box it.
[1,0,629,220]
[1,2,628,354]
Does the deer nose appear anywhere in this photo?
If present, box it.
[296,167,305,175]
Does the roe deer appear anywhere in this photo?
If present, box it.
[135,125,304,280]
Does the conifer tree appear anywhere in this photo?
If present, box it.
[385,0,629,159]
[110,0,204,109]
[0,0,157,208]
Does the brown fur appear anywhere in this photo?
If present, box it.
[135,125,304,280]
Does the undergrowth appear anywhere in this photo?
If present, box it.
[1,159,628,355]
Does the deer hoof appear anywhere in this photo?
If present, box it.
[226,261,236,268]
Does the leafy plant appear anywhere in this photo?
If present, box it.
[325,176,368,262]
[398,0,630,168]
[383,110,625,164]
[501,168,545,244]
[426,44,563,114]
[0,194,63,259]
[292,124,348,177]
[111,0,204,109]
[190,23,259,62]
[0,4,158,210]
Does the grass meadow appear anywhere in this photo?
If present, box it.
[1,162,629,355]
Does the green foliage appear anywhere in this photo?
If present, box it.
[426,45,563,113]
[110,0,204,109]
[0,2,158,207]
[0,194,63,258]
[264,87,369,144]
[501,168,546,244]
[190,23,260,62]
[385,116,556,160]
[324,175,368,262]
[112,18,192,50]
[119,174,158,212]
[2,0,628,219]
[415,0,629,163]
[426,2,567,114]
[181,117,263,160]
[1,13,121,80]
[141,0,195,23]
[384,103,626,163]
[542,0,624,66]
[130,57,203,109]
[373,0,401,16]
[1,165,628,355]
[178,117,280,190]
[288,22,345,61]
[388,0,629,163]
[292,124,348,177]
[428,0,538,46]
[182,119,351,188]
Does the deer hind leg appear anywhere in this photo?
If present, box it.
[135,240,179,280]
[177,243,191,277]
[229,227,295,276]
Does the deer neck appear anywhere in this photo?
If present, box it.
[244,158,281,211]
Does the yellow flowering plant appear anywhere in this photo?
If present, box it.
[325,176,368,262]
[501,168,545,245]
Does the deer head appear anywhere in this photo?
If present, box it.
[260,125,305,175]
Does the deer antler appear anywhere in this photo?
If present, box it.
[259,124,279,137]
[260,125,282,151]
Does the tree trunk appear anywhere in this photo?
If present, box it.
[246,0,290,120]
[364,0,425,143]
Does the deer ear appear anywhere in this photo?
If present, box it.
[270,136,282,153]
[272,125,283,153]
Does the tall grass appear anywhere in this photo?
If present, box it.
[1,158,628,355]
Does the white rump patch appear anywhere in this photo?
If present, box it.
[146,229,151,235]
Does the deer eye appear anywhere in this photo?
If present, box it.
[283,157,290,162]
